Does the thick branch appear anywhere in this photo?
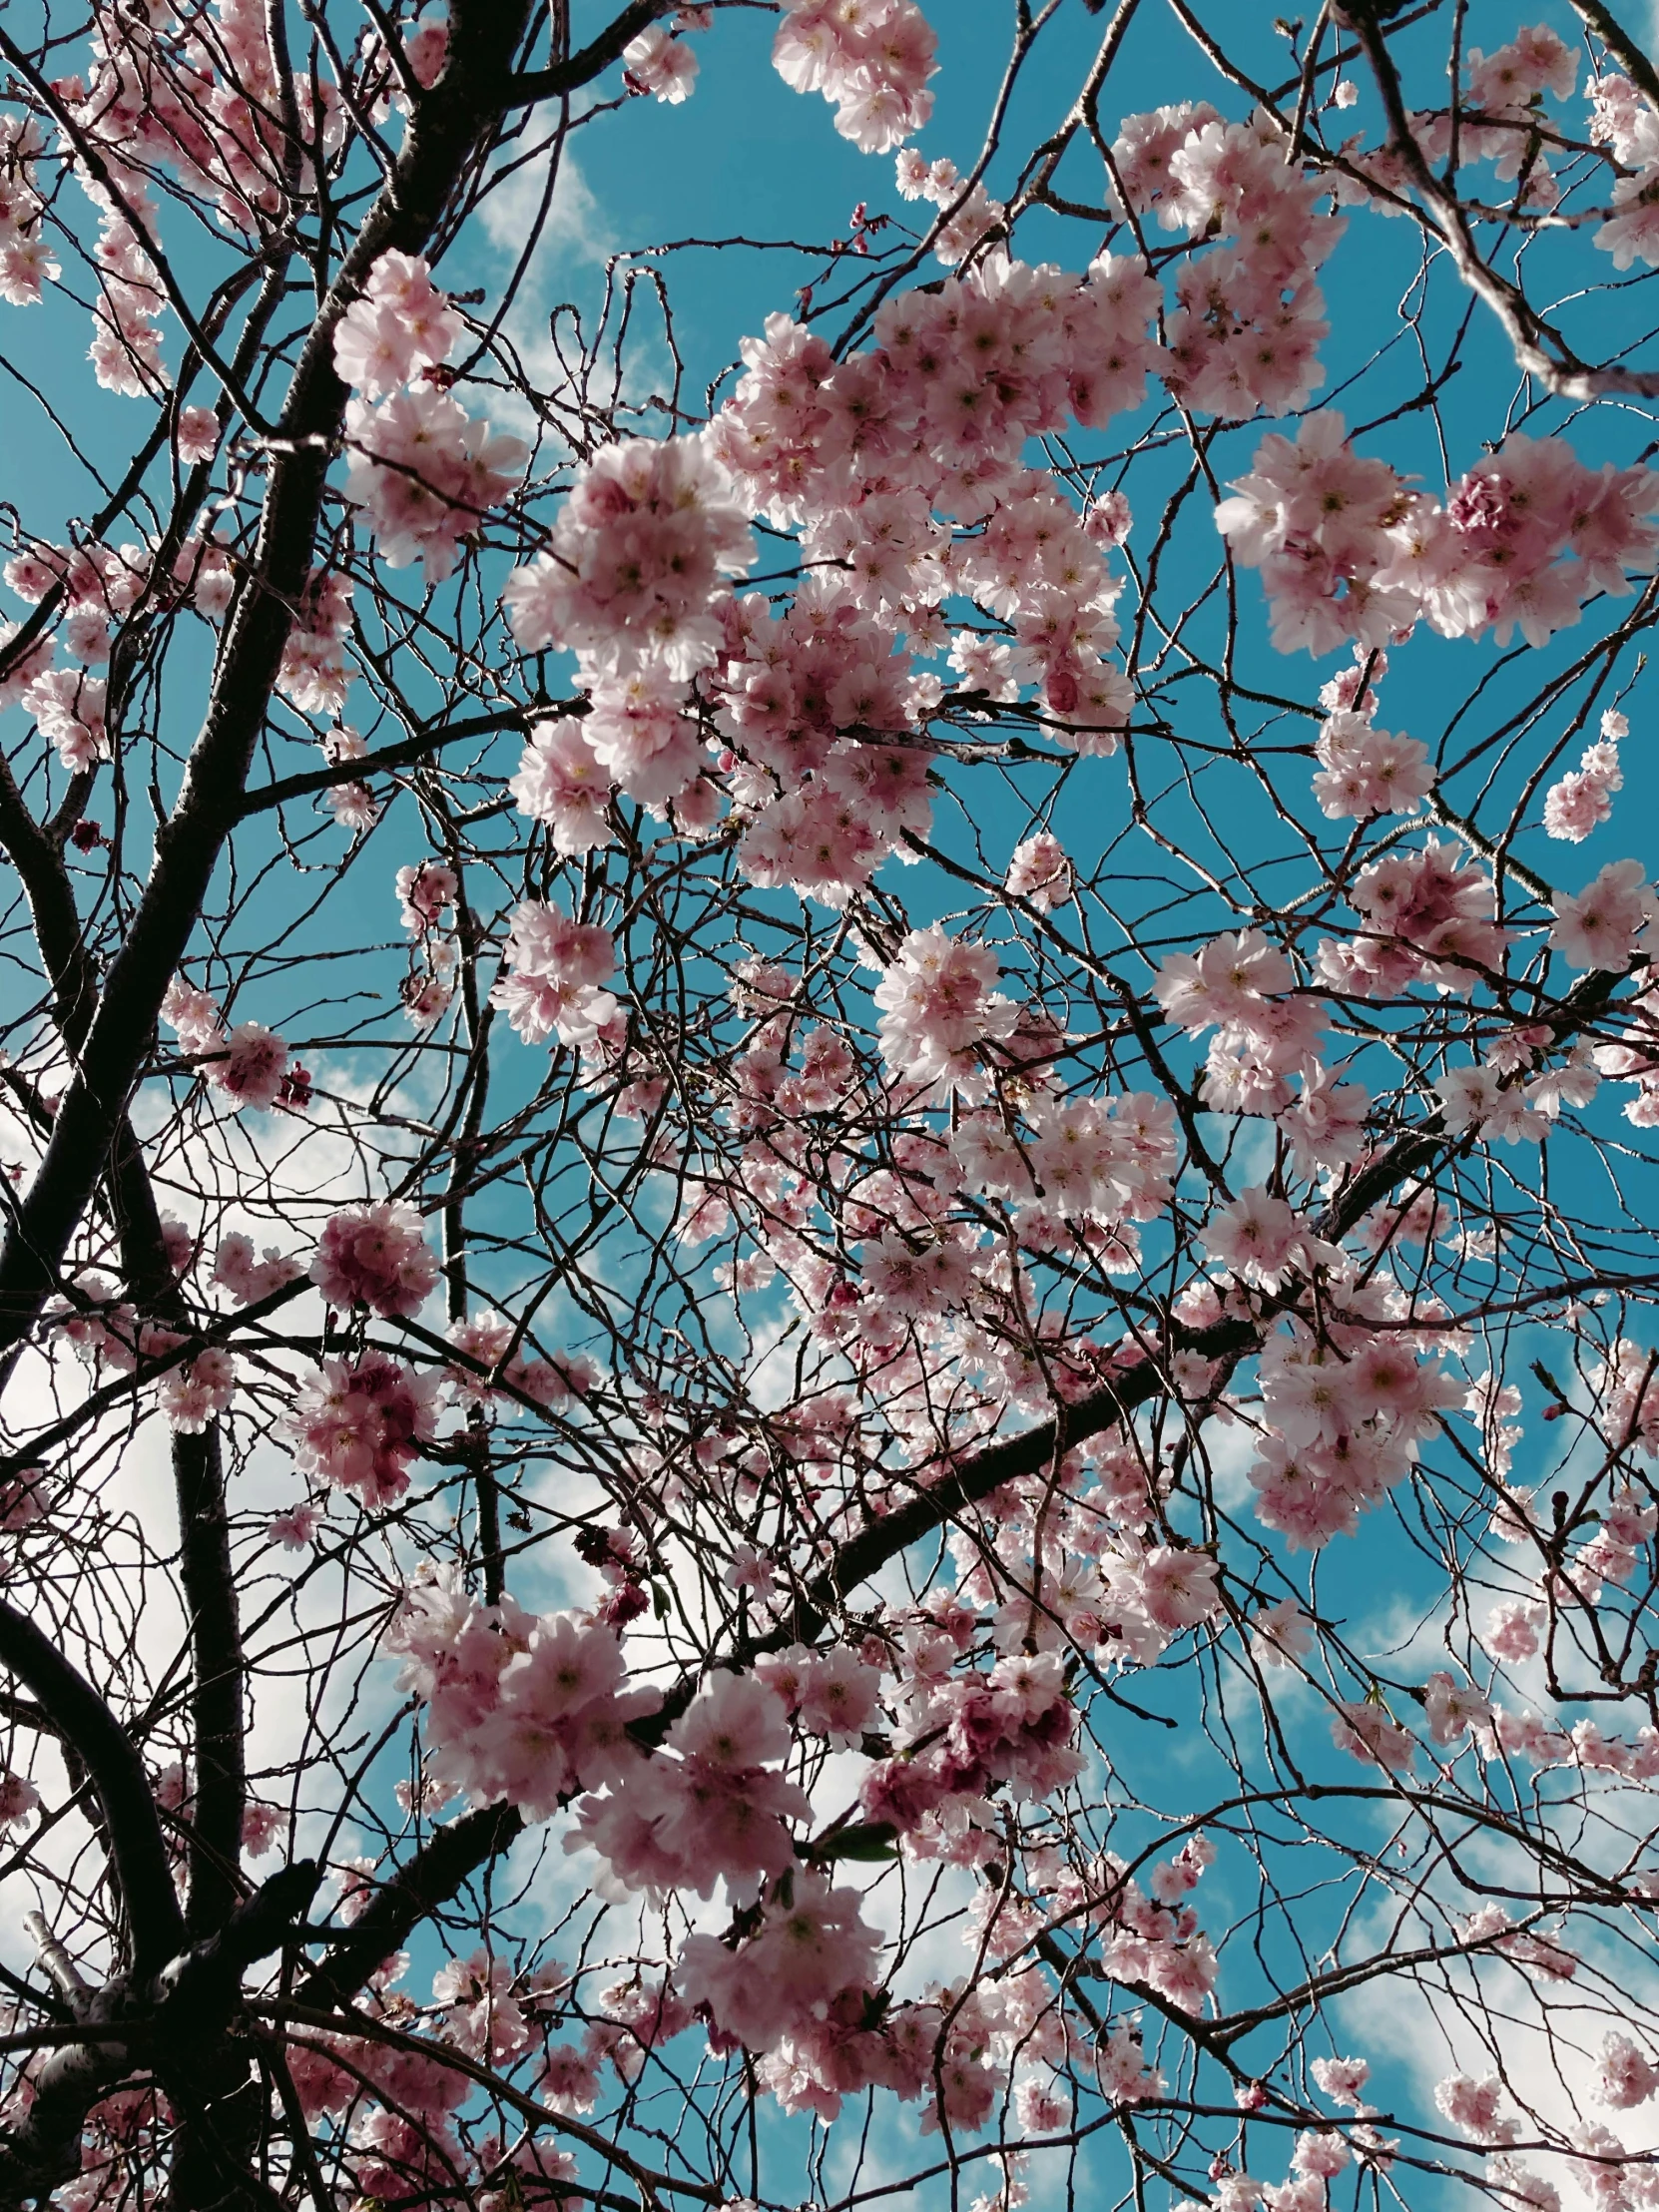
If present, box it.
[291,1801,524,2015]
[0,1599,182,1979]
[174,1426,248,1942]
[502,0,673,103]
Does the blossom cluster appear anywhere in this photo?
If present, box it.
[336,252,524,581]
[160,975,292,1112]
[773,0,936,154]
[1217,413,1659,659]
[489,901,620,1052]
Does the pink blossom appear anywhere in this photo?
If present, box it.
[268,1503,321,1550]
[679,1873,883,2050]
[333,252,462,399]
[503,434,753,678]
[209,1022,290,1111]
[773,0,936,154]
[1200,1188,1326,1291]
[0,235,58,304]
[1155,930,1293,1034]
[509,721,614,852]
[1005,832,1075,911]
[311,1201,439,1320]
[0,1467,49,1532]
[624,24,699,102]
[161,976,227,1057]
[1312,711,1433,820]
[1544,737,1622,841]
[1550,858,1654,971]
[1596,2035,1659,2110]
[287,1353,441,1507]
[242,1802,283,1856]
[872,925,1018,1092]
[157,1347,235,1432]
[1484,1600,1543,1663]
[1251,1598,1314,1668]
[1331,1700,1416,1773]
[571,1675,810,1898]
[175,405,219,465]
[343,384,525,582]
[213,1233,302,1306]
[1433,2073,1518,2146]
[23,668,110,771]
[1322,838,1507,997]
[1312,2055,1371,2108]
[0,1773,41,1829]
[491,900,620,1050]
[1422,1671,1491,1746]
[395,861,457,934]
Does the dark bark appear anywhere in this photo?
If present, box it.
[0,1864,319,2212]
[0,1597,184,1979]
[173,1428,248,1944]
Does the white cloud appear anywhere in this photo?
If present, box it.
[474,149,625,435]
[479,146,614,274]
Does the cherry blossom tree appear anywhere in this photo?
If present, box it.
[4,3,1659,2211]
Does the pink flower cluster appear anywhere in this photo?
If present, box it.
[504,436,753,826]
[342,384,524,584]
[1154,930,1370,1169]
[623,23,699,104]
[859,1650,1083,1840]
[772,0,936,154]
[1090,1839,1220,2013]
[1124,106,1343,419]
[331,255,521,583]
[947,1089,1178,1263]
[1247,1306,1462,1551]
[505,436,753,683]
[872,925,1018,1095]
[1218,415,1659,658]
[391,1572,658,1822]
[509,719,614,854]
[155,1345,236,1433]
[160,976,292,1111]
[718,595,940,904]
[756,1643,883,1746]
[59,0,303,239]
[1201,1189,1338,1293]
[1435,1035,1598,1149]
[1593,986,1659,1125]
[287,1353,440,1507]
[276,570,354,719]
[396,861,457,934]
[570,1672,811,1898]
[680,1870,883,2049]
[333,252,461,400]
[1318,838,1507,999]
[1005,832,1074,911]
[0,115,55,306]
[23,670,110,773]
[1594,76,1659,271]
[489,900,620,1051]
[310,1202,438,1320]
[1312,709,1432,821]
[893,151,1004,265]
[1544,708,1626,841]
[444,1311,600,1417]
[1551,857,1655,972]
[87,208,166,397]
